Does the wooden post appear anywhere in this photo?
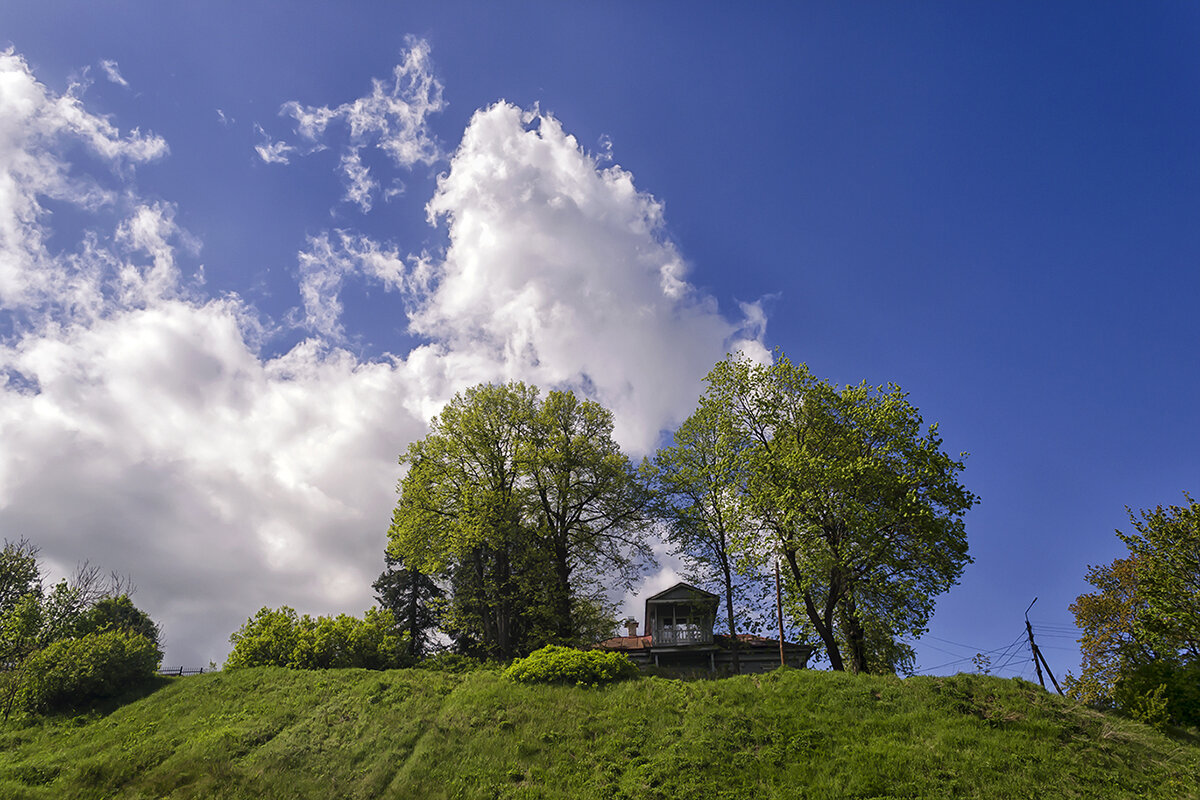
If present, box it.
[776,559,785,668]
[1034,644,1063,695]
[1024,598,1045,690]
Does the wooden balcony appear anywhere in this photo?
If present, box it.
[653,627,713,647]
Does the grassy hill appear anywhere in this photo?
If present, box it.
[1,666,1197,799]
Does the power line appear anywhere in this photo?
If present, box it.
[910,630,1027,675]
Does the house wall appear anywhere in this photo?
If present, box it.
[616,646,811,674]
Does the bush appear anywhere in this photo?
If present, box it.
[225,607,301,669]
[17,630,160,712]
[290,608,408,670]
[75,595,162,661]
[1114,660,1200,728]
[225,606,411,670]
[503,645,638,688]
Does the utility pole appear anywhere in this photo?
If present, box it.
[1024,598,1063,695]
[776,559,785,668]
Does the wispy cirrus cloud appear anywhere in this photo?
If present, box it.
[259,36,445,212]
[253,124,296,165]
[99,59,129,87]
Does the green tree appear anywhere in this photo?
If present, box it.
[652,398,758,673]
[15,630,159,714]
[2,543,159,717]
[1067,495,1200,726]
[374,553,445,660]
[388,382,651,658]
[76,595,163,662]
[699,353,976,674]
[1118,495,1200,662]
[225,607,301,669]
[522,389,655,641]
[390,383,537,659]
[1066,556,1149,708]
[1,539,42,616]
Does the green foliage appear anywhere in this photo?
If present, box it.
[1066,555,1146,709]
[1123,683,1171,731]
[388,381,652,660]
[75,595,162,660]
[1117,494,1200,661]
[373,554,444,659]
[0,540,41,615]
[225,606,410,670]
[224,607,300,669]
[16,630,160,713]
[1,595,42,670]
[503,645,638,687]
[1068,495,1200,728]
[2,542,159,720]
[688,353,977,673]
[1114,661,1200,730]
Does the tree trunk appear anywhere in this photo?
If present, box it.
[406,567,421,660]
[552,537,574,642]
[785,548,845,670]
[841,593,868,674]
[494,539,513,660]
[802,588,844,671]
[721,556,740,674]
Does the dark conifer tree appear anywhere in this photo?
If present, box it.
[373,553,445,660]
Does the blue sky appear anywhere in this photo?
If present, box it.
[2,3,1197,675]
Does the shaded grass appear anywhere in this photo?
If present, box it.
[0,667,1196,799]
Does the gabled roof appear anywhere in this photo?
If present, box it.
[643,581,719,603]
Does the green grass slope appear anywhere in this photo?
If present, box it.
[1,667,1197,799]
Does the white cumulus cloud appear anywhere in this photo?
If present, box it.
[0,46,770,668]
[414,102,769,450]
[0,49,167,315]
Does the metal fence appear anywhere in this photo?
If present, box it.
[157,666,216,677]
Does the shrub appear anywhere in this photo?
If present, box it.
[290,609,409,670]
[225,606,411,670]
[503,645,638,687]
[225,607,301,669]
[1114,660,1200,728]
[18,630,160,712]
[75,595,162,661]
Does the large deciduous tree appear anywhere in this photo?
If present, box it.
[389,382,536,659]
[697,353,977,674]
[387,382,652,660]
[522,390,655,641]
[1117,495,1200,663]
[652,398,760,673]
[1067,495,1200,726]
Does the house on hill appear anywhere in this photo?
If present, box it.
[594,582,812,673]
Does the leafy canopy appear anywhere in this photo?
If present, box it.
[1067,494,1200,727]
[225,606,410,670]
[388,382,651,658]
[696,352,976,674]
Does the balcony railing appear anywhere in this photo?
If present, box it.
[653,627,713,646]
